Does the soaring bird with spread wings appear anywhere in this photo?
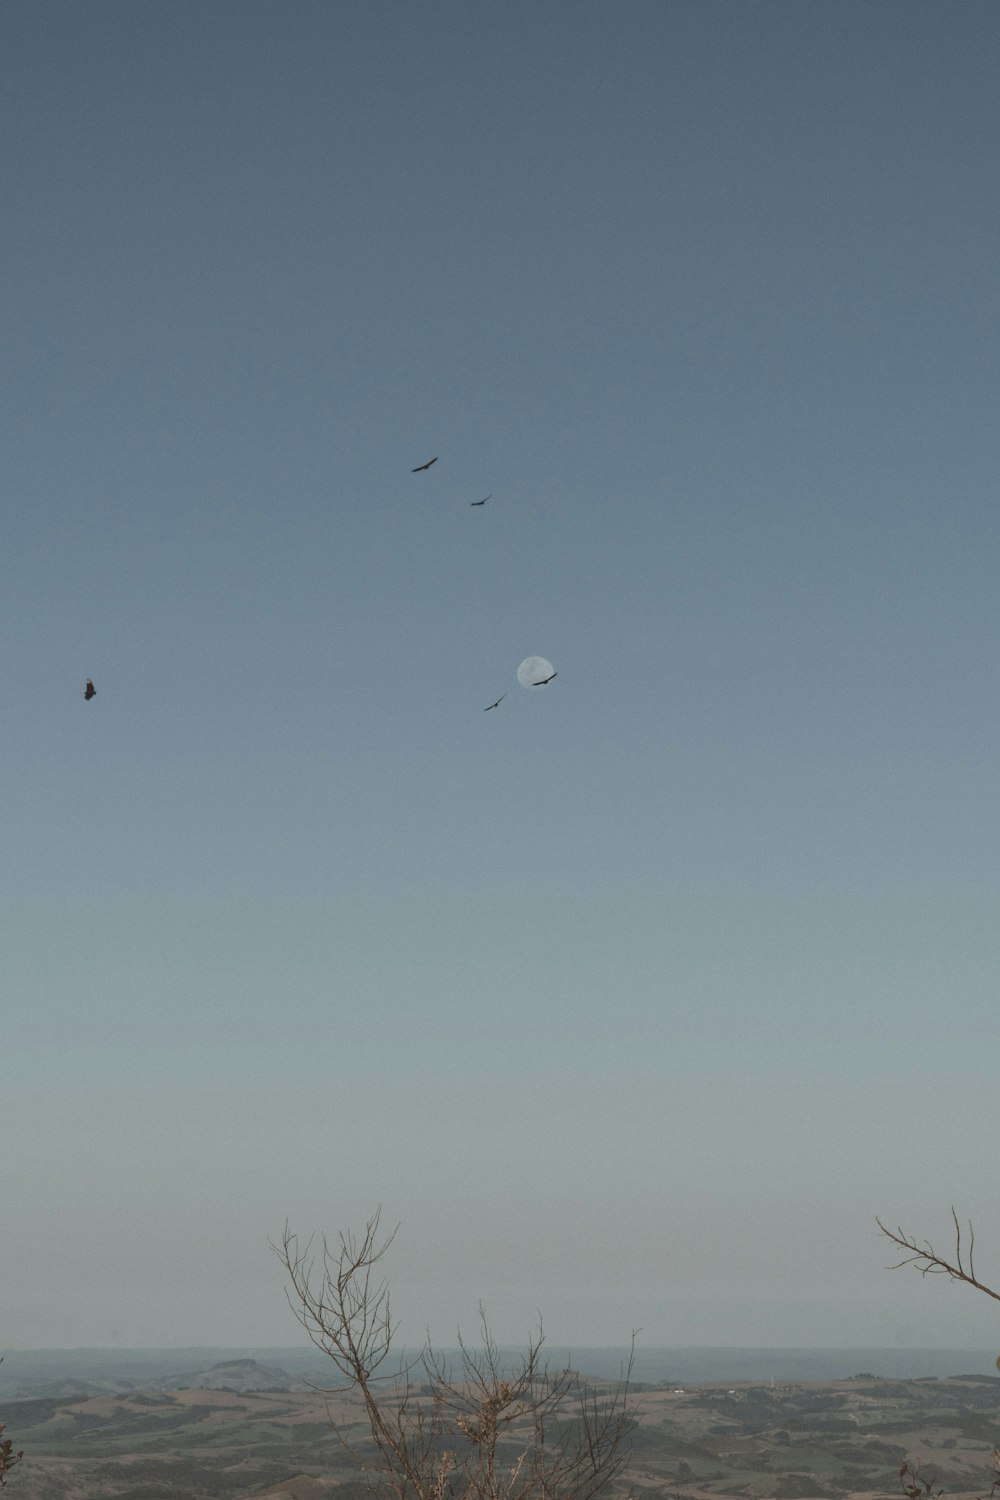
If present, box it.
[532,671,557,686]
[470,494,492,506]
[411,456,438,472]
[483,693,506,711]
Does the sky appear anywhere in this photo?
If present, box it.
[4,0,1000,1355]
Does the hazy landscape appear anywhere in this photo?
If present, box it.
[4,1350,1000,1500]
[7,6,1000,1500]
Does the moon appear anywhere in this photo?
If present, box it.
[517,656,554,689]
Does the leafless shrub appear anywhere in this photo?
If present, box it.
[0,1359,23,1487]
[899,1459,942,1500]
[982,1450,1000,1500]
[274,1208,635,1500]
[0,1426,23,1487]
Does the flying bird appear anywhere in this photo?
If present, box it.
[84,679,97,700]
[411,456,438,472]
[483,693,506,711]
[470,495,492,506]
[532,671,558,686]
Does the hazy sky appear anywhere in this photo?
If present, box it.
[5,0,1000,1354]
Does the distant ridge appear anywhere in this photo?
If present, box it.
[553,1346,1000,1385]
[2,1347,998,1399]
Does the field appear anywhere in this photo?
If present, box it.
[4,1372,1000,1500]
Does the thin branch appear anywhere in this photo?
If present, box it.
[876,1211,1000,1303]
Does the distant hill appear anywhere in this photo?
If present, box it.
[182,1358,303,1392]
[2,1346,999,1399]
[5,1369,1000,1500]
[0,1347,340,1399]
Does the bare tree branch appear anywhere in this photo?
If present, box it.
[876,1210,1000,1303]
[878,1209,1000,1500]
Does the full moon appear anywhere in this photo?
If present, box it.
[517,656,555,689]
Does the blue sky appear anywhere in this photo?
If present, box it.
[4,0,1000,1352]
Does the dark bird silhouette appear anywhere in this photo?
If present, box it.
[411,456,438,472]
[470,495,492,506]
[84,679,97,700]
[532,671,558,686]
[483,693,506,711]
